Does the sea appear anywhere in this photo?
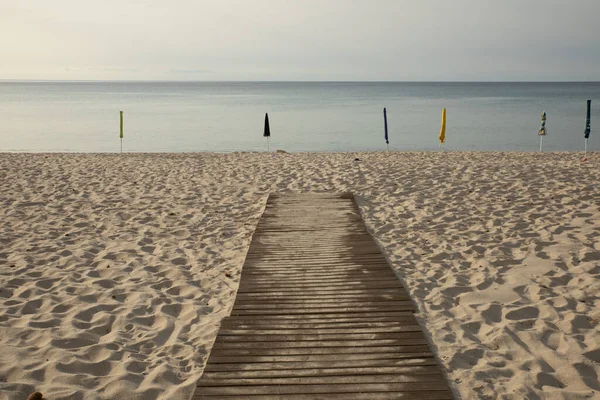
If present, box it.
[0,81,598,153]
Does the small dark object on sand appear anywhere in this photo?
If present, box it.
[26,393,43,400]
[354,158,361,162]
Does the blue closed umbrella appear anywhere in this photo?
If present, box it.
[383,108,389,152]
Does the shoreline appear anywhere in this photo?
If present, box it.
[0,150,596,155]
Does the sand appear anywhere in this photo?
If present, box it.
[0,152,598,400]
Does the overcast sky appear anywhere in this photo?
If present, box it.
[2,0,600,81]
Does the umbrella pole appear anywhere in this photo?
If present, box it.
[386,143,389,153]
[267,137,270,152]
[584,138,588,161]
[539,136,543,152]
[120,138,122,154]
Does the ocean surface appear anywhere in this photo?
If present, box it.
[0,81,598,152]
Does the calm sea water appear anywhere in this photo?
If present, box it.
[0,81,598,152]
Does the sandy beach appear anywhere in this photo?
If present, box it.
[0,152,599,400]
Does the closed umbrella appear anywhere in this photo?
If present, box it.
[584,100,591,161]
[120,111,124,154]
[439,108,446,150]
[538,111,546,152]
[264,113,271,152]
[384,107,389,152]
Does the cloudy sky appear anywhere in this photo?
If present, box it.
[2,0,600,81]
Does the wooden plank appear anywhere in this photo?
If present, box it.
[231,301,413,310]
[244,255,388,261]
[241,276,398,285]
[245,250,383,257]
[247,245,380,250]
[198,373,444,386]
[240,272,399,280]
[237,281,405,289]
[237,284,405,291]
[237,282,406,292]
[242,263,391,269]
[218,325,422,335]
[231,298,412,306]
[242,264,393,271]
[250,230,360,233]
[206,352,433,364]
[219,320,418,330]
[242,259,390,265]
[240,270,396,277]
[240,283,406,289]
[240,266,392,273]
[230,306,415,315]
[233,296,411,303]
[211,338,430,349]
[196,382,451,395]
[234,292,409,298]
[237,284,402,291]
[232,297,409,304]
[199,365,443,379]
[235,289,407,296]
[219,321,419,330]
[242,289,407,295]
[228,308,416,315]
[193,392,454,400]
[243,266,391,272]
[250,243,378,248]
[242,261,389,268]
[220,321,418,329]
[210,345,432,357]
[219,312,415,322]
[245,250,386,255]
[241,267,393,273]
[203,358,438,372]
[251,238,377,242]
[235,289,409,298]
[214,331,426,343]
[248,244,382,250]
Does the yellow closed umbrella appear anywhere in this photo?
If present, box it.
[439,108,446,148]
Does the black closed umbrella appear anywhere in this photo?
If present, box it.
[584,100,591,161]
[264,113,271,151]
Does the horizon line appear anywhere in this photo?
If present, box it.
[1,79,600,84]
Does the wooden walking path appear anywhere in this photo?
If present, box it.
[193,193,453,399]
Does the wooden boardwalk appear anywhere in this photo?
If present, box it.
[193,193,453,399]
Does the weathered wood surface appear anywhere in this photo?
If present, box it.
[193,193,453,399]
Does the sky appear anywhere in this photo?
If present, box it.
[2,0,600,81]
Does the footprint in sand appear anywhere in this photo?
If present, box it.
[505,306,539,320]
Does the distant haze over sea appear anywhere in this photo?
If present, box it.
[0,81,598,153]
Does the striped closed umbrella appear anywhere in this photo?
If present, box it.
[538,111,546,152]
